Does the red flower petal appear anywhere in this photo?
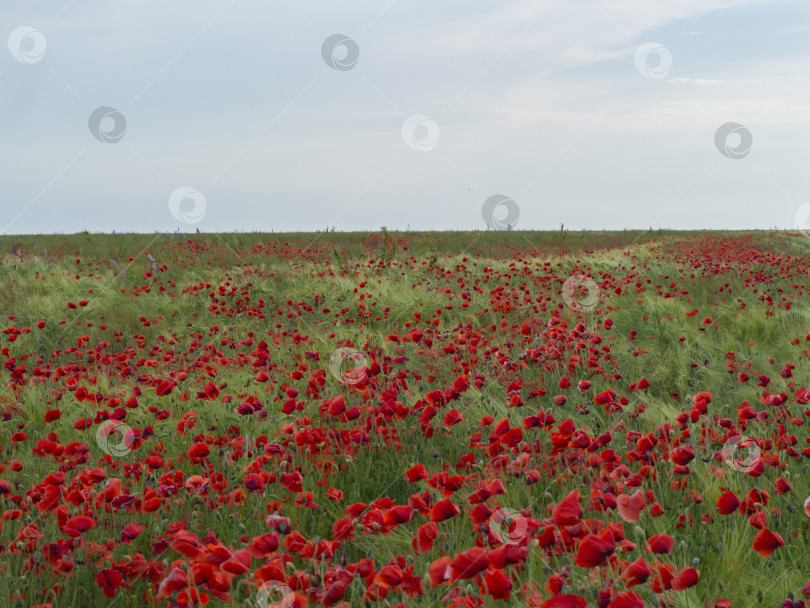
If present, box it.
[752,528,784,557]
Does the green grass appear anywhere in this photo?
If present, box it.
[0,230,808,607]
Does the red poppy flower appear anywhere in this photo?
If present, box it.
[331,517,354,542]
[453,375,470,392]
[196,380,220,400]
[646,533,674,554]
[187,442,210,460]
[119,523,143,543]
[552,490,582,526]
[157,566,187,598]
[607,591,645,608]
[622,557,651,586]
[541,596,587,608]
[617,490,645,522]
[413,522,438,553]
[748,511,767,529]
[222,548,252,575]
[752,528,784,557]
[430,498,461,522]
[405,464,428,483]
[156,380,174,396]
[326,488,344,502]
[374,564,403,587]
[450,546,488,581]
[95,569,125,598]
[716,491,740,515]
[774,477,791,495]
[62,515,96,538]
[248,533,279,558]
[483,568,512,599]
[383,505,412,526]
[671,567,699,591]
[574,532,615,568]
[428,556,452,587]
[443,409,464,427]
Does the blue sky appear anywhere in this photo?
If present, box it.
[2,0,810,234]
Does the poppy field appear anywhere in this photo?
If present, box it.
[1,229,810,608]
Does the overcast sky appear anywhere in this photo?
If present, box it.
[3,0,810,234]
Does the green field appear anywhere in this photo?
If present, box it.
[0,229,808,608]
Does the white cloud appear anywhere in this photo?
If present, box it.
[1,0,809,232]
